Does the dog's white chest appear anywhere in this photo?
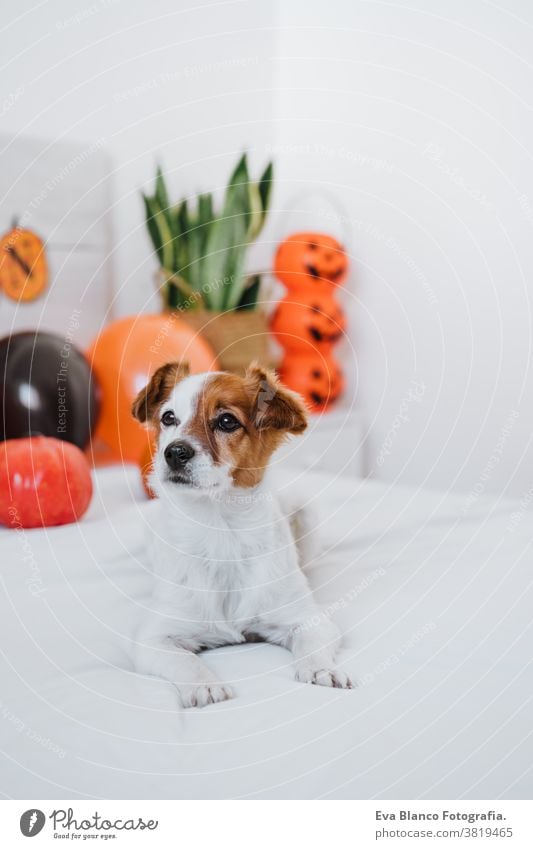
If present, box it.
[149,493,297,648]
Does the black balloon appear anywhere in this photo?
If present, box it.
[0,331,100,450]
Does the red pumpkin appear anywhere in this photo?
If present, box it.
[271,291,346,353]
[0,436,93,528]
[274,232,348,291]
[280,355,344,412]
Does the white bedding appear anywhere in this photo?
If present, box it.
[0,465,531,799]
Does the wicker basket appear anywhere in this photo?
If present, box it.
[155,269,274,373]
[177,309,273,374]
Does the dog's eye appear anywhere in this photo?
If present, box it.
[161,411,178,427]
[216,413,241,433]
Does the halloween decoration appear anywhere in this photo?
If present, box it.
[0,226,48,302]
[0,331,100,449]
[274,231,348,291]
[271,232,348,411]
[270,290,346,352]
[281,355,345,412]
[0,436,93,528]
[87,314,218,464]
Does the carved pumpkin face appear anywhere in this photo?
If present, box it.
[0,227,48,302]
[281,356,344,412]
[274,232,348,290]
[271,292,346,353]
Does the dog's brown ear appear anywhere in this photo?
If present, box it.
[244,363,307,434]
[131,361,189,423]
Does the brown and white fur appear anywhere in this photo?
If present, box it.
[131,362,353,708]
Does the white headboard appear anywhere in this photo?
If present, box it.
[0,133,114,347]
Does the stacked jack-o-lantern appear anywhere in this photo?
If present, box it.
[271,232,348,412]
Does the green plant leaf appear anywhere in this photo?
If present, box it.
[245,161,273,240]
[225,153,251,226]
[155,166,169,212]
[258,161,273,220]
[197,197,213,252]
[186,213,203,290]
[246,181,263,240]
[236,274,261,311]
[202,156,251,310]
[185,194,210,292]
[170,200,191,278]
[166,277,187,309]
[143,194,162,258]
[143,195,174,267]
[198,193,213,228]
[227,153,249,194]
[142,194,174,270]
[222,247,248,311]
[144,154,274,312]
[203,185,250,311]
[175,199,189,238]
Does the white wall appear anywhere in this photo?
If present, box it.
[275,0,533,500]
[2,0,533,498]
[1,0,278,315]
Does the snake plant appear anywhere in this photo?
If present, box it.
[142,154,273,312]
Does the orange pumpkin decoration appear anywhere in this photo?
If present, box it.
[0,226,48,302]
[87,314,219,465]
[274,232,348,291]
[272,232,349,412]
[271,291,346,353]
[280,355,344,412]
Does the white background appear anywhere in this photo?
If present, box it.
[2,0,533,498]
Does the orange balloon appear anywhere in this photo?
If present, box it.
[87,314,218,464]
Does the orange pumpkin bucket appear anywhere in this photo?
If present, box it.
[271,232,349,412]
[280,354,345,412]
[274,232,348,291]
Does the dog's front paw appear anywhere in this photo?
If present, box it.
[295,665,355,689]
[178,682,234,709]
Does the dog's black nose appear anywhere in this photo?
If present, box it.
[164,441,195,470]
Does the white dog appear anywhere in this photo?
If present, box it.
[131,361,353,708]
